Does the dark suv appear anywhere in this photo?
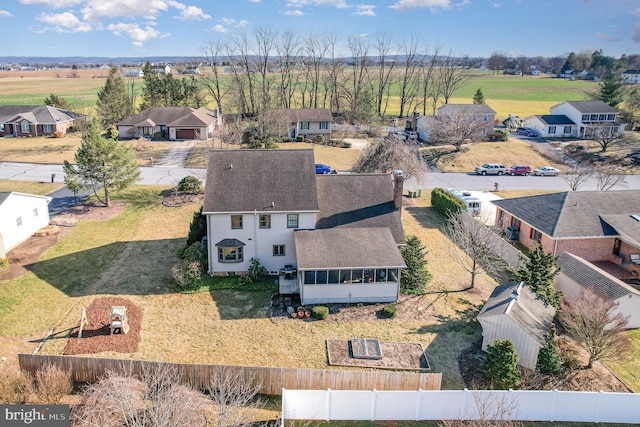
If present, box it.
[507,165,532,176]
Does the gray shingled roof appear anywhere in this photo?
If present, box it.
[117,107,219,127]
[438,104,497,115]
[538,115,576,125]
[203,149,319,213]
[0,192,10,205]
[294,227,406,269]
[0,105,82,124]
[315,174,405,245]
[477,282,555,345]
[270,109,333,123]
[553,100,618,114]
[599,214,640,248]
[492,190,640,238]
[559,252,638,301]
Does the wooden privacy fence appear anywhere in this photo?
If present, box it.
[18,354,441,395]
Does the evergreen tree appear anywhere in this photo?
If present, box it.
[43,93,72,110]
[400,235,432,295]
[96,67,134,127]
[473,88,485,104]
[537,324,565,375]
[594,73,626,109]
[561,52,580,73]
[621,87,640,131]
[186,207,206,246]
[63,118,140,207]
[141,61,164,110]
[514,244,562,308]
[484,339,521,389]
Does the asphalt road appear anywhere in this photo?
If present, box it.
[1,161,639,192]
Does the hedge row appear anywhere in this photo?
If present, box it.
[430,188,466,217]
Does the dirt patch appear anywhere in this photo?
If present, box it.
[327,339,430,371]
[63,297,141,355]
[162,192,203,208]
[0,201,125,281]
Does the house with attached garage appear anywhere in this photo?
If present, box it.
[202,149,407,305]
[0,192,51,258]
[270,109,333,140]
[116,107,222,140]
[547,100,625,139]
[477,281,555,370]
[0,105,85,137]
[523,114,577,138]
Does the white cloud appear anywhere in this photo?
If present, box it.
[213,24,227,32]
[36,11,92,32]
[389,0,451,12]
[20,0,83,8]
[0,10,12,17]
[284,9,305,16]
[236,19,249,28]
[175,5,211,20]
[286,0,348,9]
[492,2,500,8]
[634,8,640,17]
[220,17,236,25]
[354,4,376,16]
[107,22,168,46]
[81,0,172,22]
[596,30,626,42]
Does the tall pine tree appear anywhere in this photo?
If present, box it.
[96,66,134,127]
[515,244,562,308]
[400,235,432,295]
[594,73,626,109]
[484,339,521,389]
[473,88,485,104]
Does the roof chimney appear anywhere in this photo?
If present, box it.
[393,170,404,213]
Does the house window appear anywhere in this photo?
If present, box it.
[20,121,30,133]
[16,216,23,226]
[530,228,541,243]
[563,126,572,134]
[548,126,556,134]
[607,114,615,121]
[33,208,38,217]
[510,218,521,229]
[259,214,271,229]
[300,122,310,130]
[287,214,299,228]
[319,121,329,130]
[231,215,243,229]
[590,114,598,121]
[42,124,54,133]
[483,115,489,122]
[598,114,606,120]
[582,114,589,121]
[273,245,285,256]
[217,246,243,263]
[612,126,619,135]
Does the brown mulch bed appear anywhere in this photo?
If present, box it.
[63,297,141,355]
[327,339,430,371]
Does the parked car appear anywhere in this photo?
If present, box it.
[533,166,559,176]
[516,127,538,137]
[506,165,531,176]
[475,163,506,175]
[315,163,332,174]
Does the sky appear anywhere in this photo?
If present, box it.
[0,0,638,59]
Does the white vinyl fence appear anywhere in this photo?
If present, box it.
[282,389,640,425]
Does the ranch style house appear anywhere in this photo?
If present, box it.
[0,105,84,137]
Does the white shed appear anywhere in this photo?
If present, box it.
[0,192,51,257]
[477,282,556,370]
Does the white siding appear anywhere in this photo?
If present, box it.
[301,282,399,305]
[478,316,543,370]
[523,116,545,136]
[549,103,582,127]
[0,193,50,256]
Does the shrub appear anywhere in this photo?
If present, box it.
[312,305,329,320]
[315,134,326,144]
[340,141,352,148]
[281,137,293,142]
[296,136,304,142]
[152,131,163,141]
[177,176,202,194]
[328,139,341,146]
[33,366,72,404]
[248,258,268,281]
[382,305,397,318]
[52,131,65,139]
[487,129,509,141]
[0,371,33,404]
[0,257,8,271]
[431,188,466,217]
[537,324,565,375]
[483,339,521,390]
[182,242,208,273]
[186,207,206,246]
[172,259,203,292]
[108,126,119,140]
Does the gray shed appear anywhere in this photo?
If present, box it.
[477,282,556,370]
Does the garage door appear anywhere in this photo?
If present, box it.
[175,129,197,139]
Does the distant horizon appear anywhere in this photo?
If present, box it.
[0,1,637,59]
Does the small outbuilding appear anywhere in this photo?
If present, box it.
[477,282,556,370]
[0,192,51,257]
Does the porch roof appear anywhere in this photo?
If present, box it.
[294,227,406,270]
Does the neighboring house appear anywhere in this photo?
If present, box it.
[122,68,144,77]
[549,100,626,139]
[202,149,407,305]
[0,105,84,137]
[116,107,222,140]
[621,70,640,84]
[523,115,577,138]
[582,73,601,82]
[182,66,201,75]
[437,104,497,136]
[477,282,556,370]
[493,190,640,275]
[271,109,333,140]
[0,192,51,257]
[152,65,171,75]
[556,252,640,329]
[416,115,435,141]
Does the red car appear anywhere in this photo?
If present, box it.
[507,165,531,176]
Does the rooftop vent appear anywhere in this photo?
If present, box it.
[631,214,640,222]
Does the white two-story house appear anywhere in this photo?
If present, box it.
[202,149,406,304]
[549,100,625,139]
[271,109,333,140]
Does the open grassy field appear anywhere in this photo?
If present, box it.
[0,179,62,195]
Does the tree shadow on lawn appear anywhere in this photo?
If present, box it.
[29,239,183,297]
[207,288,274,320]
[405,206,446,230]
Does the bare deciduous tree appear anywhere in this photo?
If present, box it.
[562,167,592,191]
[201,38,230,114]
[351,136,428,179]
[436,52,471,104]
[208,366,264,427]
[439,391,524,427]
[586,122,624,152]
[560,293,631,369]
[594,164,627,190]
[427,113,488,151]
[443,211,508,290]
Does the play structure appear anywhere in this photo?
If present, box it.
[110,306,130,335]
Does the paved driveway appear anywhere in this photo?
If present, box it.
[154,140,197,167]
